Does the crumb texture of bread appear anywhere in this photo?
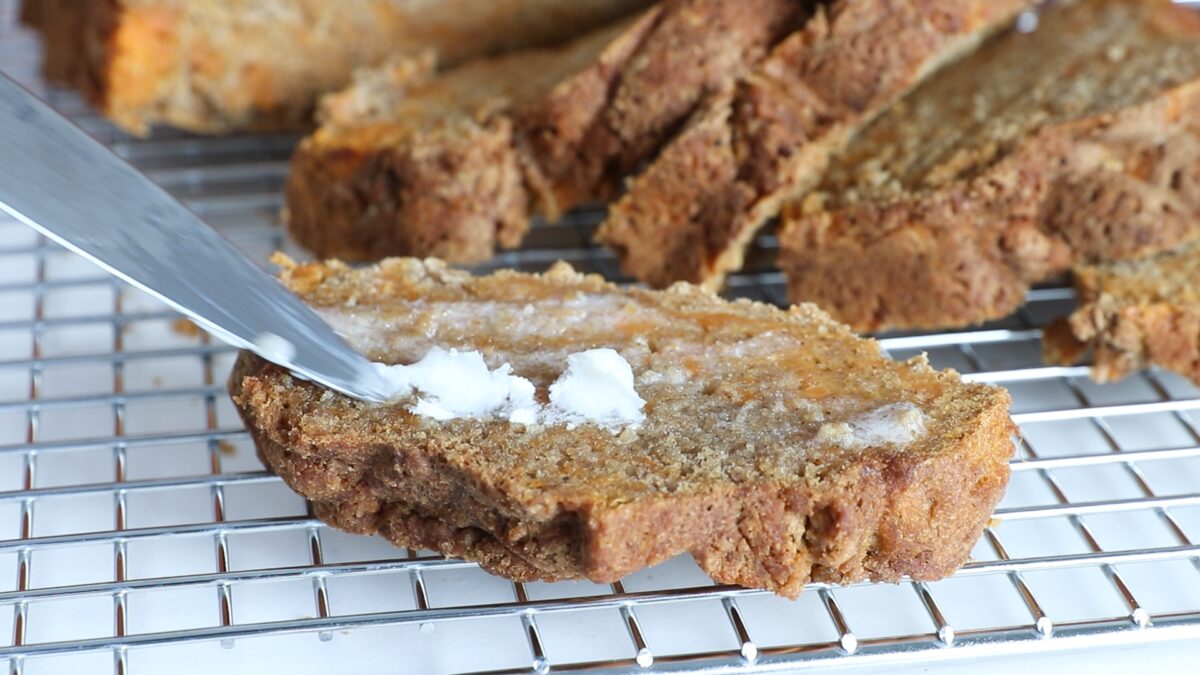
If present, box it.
[597,0,1030,290]
[781,0,1200,332]
[21,0,653,135]
[1048,240,1200,385]
[229,257,1013,597]
[284,0,806,265]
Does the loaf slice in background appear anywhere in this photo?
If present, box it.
[285,20,640,265]
[20,0,652,135]
[1045,241,1200,386]
[780,0,1200,332]
[230,256,1013,597]
[596,0,1029,289]
[284,0,807,264]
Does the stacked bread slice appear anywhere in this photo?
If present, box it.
[284,0,807,263]
[595,0,1029,289]
[282,0,1028,267]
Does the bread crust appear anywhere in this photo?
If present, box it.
[23,0,654,135]
[1045,241,1200,385]
[284,0,805,264]
[229,258,1012,597]
[596,0,1030,290]
[781,0,1200,332]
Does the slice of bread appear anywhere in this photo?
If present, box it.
[283,17,647,265]
[780,0,1200,332]
[1045,240,1200,385]
[596,0,1029,289]
[283,0,806,264]
[229,256,1012,597]
[21,0,652,135]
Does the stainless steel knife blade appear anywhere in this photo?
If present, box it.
[0,74,392,402]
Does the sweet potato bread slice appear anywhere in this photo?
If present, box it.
[1045,240,1200,385]
[780,0,1200,332]
[229,257,1013,597]
[596,0,1029,289]
[283,17,644,265]
[21,0,652,135]
[284,0,806,264]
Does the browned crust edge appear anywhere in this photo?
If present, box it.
[280,9,655,265]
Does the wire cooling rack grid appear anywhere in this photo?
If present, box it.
[3,4,1200,675]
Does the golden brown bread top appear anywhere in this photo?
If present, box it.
[816,0,1200,208]
[235,256,1010,515]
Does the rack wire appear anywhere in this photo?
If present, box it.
[2,3,1200,674]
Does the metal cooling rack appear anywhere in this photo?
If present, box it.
[2,3,1200,674]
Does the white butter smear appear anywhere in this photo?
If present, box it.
[816,402,926,450]
[371,347,539,423]
[546,349,646,429]
[253,332,297,363]
[371,347,645,431]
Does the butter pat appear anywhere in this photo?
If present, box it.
[372,347,539,423]
[371,347,644,430]
[546,349,646,429]
[817,402,926,449]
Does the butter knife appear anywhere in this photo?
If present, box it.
[0,74,392,402]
